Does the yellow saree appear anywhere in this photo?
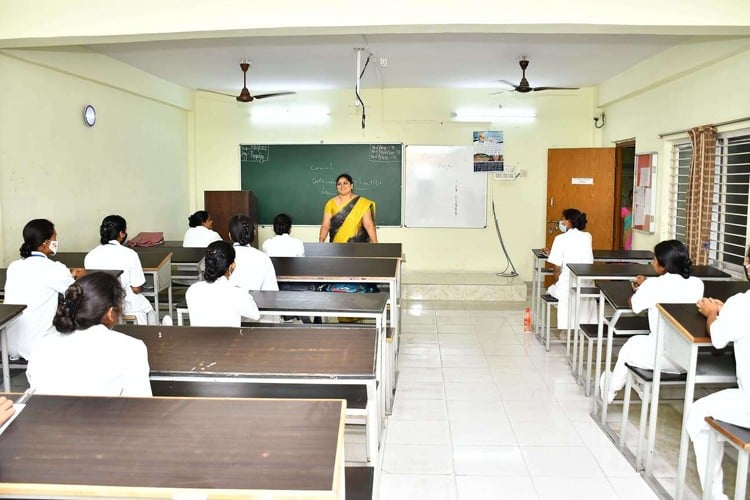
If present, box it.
[325,196,376,243]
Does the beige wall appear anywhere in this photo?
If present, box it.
[192,87,598,279]
[0,49,190,265]
[598,41,750,252]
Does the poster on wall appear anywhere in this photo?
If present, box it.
[473,130,504,172]
[633,152,657,233]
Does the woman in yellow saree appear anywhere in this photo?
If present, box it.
[319,173,378,243]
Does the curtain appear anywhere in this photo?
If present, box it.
[685,125,717,265]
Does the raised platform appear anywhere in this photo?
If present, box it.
[401,271,527,301]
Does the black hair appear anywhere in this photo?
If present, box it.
[273,213,292,235]
[654,239,693,279]
[188,210,210,228]
[562,208,588,230]
[19,219,55,258]
[53,272,125,334]
[99,215,127,245]
[229,214,254,246]
[204,241,235,283]
[336,173,354,185]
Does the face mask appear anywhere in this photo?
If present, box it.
[558,221,568,233]
[48,239,59,255]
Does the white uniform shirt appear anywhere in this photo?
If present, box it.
[186,276,261,327]
[547,228,594,282]
[27,324,152,397]
[183,226,222,248]
[230,244,279,291]
[262,234,305,257]
[710,290,750,395]
[84,241,152,317]
[630,273,705,333]
[4,252,74,359]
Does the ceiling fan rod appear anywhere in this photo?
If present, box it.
[355,48,363,103]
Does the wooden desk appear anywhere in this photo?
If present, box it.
[114,324,381,464]
[0,304,26,393]
[55,251,173,318]
[529,249,654,337]
[134,245,205,283]
[304,242,402,259]
[272,256,400,351]
[646,285,750,499]
[0,394,346,499]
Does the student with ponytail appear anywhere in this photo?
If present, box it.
[227,215,279,292]
[84,215,156,325]
[4,219,77,360]
[26,272,151,396]
[601,239,704,403]
[185,241,260,327]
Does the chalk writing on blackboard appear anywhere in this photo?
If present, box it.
[369,144,400,162]
[241,145,270,164]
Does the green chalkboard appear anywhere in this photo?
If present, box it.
[240,144,402,226]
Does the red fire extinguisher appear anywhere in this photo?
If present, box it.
[523,307,532,332]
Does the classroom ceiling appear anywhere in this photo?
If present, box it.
[89,33,692,94]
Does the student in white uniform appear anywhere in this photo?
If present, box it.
[84,215,156,325]
[4,219,77,360]
[601,239,704,403]
[183,210,222,248]
[262,213,305,257]
[228,215,279,292]
[185,241,260,327]
[26,272,152,397]
[544,208,596,330]
[688,287,750,500]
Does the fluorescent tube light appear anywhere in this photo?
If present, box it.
[251,106,330,125]
[452,108,536,122]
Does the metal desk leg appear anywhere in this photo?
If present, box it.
[1,328,9,392]
[675,345,699,500]
[365,379,379,465]
[645,314,667,473]
[152,272,159,321]
[593,291,606,399]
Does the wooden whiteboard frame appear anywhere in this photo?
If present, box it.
[633,152,657,233]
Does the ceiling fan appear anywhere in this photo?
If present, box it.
[498,58,579,93]
[201,61,295,102]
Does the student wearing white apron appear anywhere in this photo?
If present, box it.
[27,272,152,397]
[262,213,305,257]
[687,284,750,499]
[601,240,704,403]
[84,215,156,325]
[183,210,222,248]
[186,241,260,327]
[545,208,596,330]
[4,219,77,360]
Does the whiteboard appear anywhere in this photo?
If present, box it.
[405,146,487,228]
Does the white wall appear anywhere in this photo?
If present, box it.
[0,49,191,265]
[192,87,598,280]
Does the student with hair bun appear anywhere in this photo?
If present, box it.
[26,272,152,397]
[84,215,156,325]
[262,213,305,257]
[544,208,596,330]
[185,241,260,327]
[183,210,222,248]
[4,219,77,360]
[601,239,704,403]
[228,215,279,292]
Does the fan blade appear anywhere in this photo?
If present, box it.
[532,87,580,92]
[498,80,519,90]
[198,89,237,98]
[253,91,296,100]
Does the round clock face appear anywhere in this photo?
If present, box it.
[83,105,96,127]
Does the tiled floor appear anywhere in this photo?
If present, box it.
[374,299,660,500]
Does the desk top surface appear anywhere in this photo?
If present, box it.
[251,290,389,314]
[132,245,204,264]
[657,303,712,343]
[115,325,377,378]
[0,304,25,327]
[598,280,750,310]
[304,242,402,259]
[53,250,171,271]
[568,263,730,280]
[271,256,398,280]
[0,394,344,498]
[532,249,654,261]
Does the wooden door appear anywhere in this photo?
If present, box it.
[204,191,259,248]
[546,148,616,251]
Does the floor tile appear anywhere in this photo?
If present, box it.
[607,477,660,499]
[379,473,458,500]
[453,446,530,476]
[451,419,517,446]
[532,477,618,500]
[386,420,452,446]
[381,444,454,474]
[391,398,449,420]
[456,476,538,500]
[521,447,604,478]
[511,419,584,447]
[445,382,500,401]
